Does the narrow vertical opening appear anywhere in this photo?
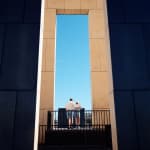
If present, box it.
[55,15,91,110]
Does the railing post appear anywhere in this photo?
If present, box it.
[80,108,85,127]
[58,108,67,128]
[47,111,51,130]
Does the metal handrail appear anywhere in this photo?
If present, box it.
[38,109,111,145]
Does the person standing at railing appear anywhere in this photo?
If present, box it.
[74,101,81,128]
[65,98,75,129]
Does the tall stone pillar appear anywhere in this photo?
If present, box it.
[40,8,56,125]
[89,8,110,109]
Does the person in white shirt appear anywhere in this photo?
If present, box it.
[74,101,81,127]
[65,98,75,128]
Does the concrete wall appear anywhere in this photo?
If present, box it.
[0,0,41,150]
[107,0,150,149]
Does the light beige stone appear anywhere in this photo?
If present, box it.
[42,40,46,71]
[97,0,104,10]
[39,109,47,144]
[90,39,108,71]
[56,9,65,14]
[48,0,65,9]
[57,9,88,15]
[81,0,97,9]
[39,110,43,125]
[91,72,110,109]
[45,39,55,71]
[80,9,89,14]
[89,10,106,38]
[43,32,55,39]
[40,72,54,109]
[64,9,81,14]
[45,0,48,9]
[89,33,105,39]
[65,0,80,9]
[39,109,48,125]
[43,9,56,38]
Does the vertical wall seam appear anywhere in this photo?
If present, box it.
[131,90,141,150]
[12,91,18,150]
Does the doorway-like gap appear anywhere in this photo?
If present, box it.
[55,15,92,110]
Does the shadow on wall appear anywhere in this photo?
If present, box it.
[107,0,150,149]
[0,0,41,150]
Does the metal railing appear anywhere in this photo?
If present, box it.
[38,109,111,145]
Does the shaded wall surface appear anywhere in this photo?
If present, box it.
[0,0,41,150]
[107,0,150,149]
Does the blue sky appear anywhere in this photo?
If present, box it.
[55,15,91,110]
